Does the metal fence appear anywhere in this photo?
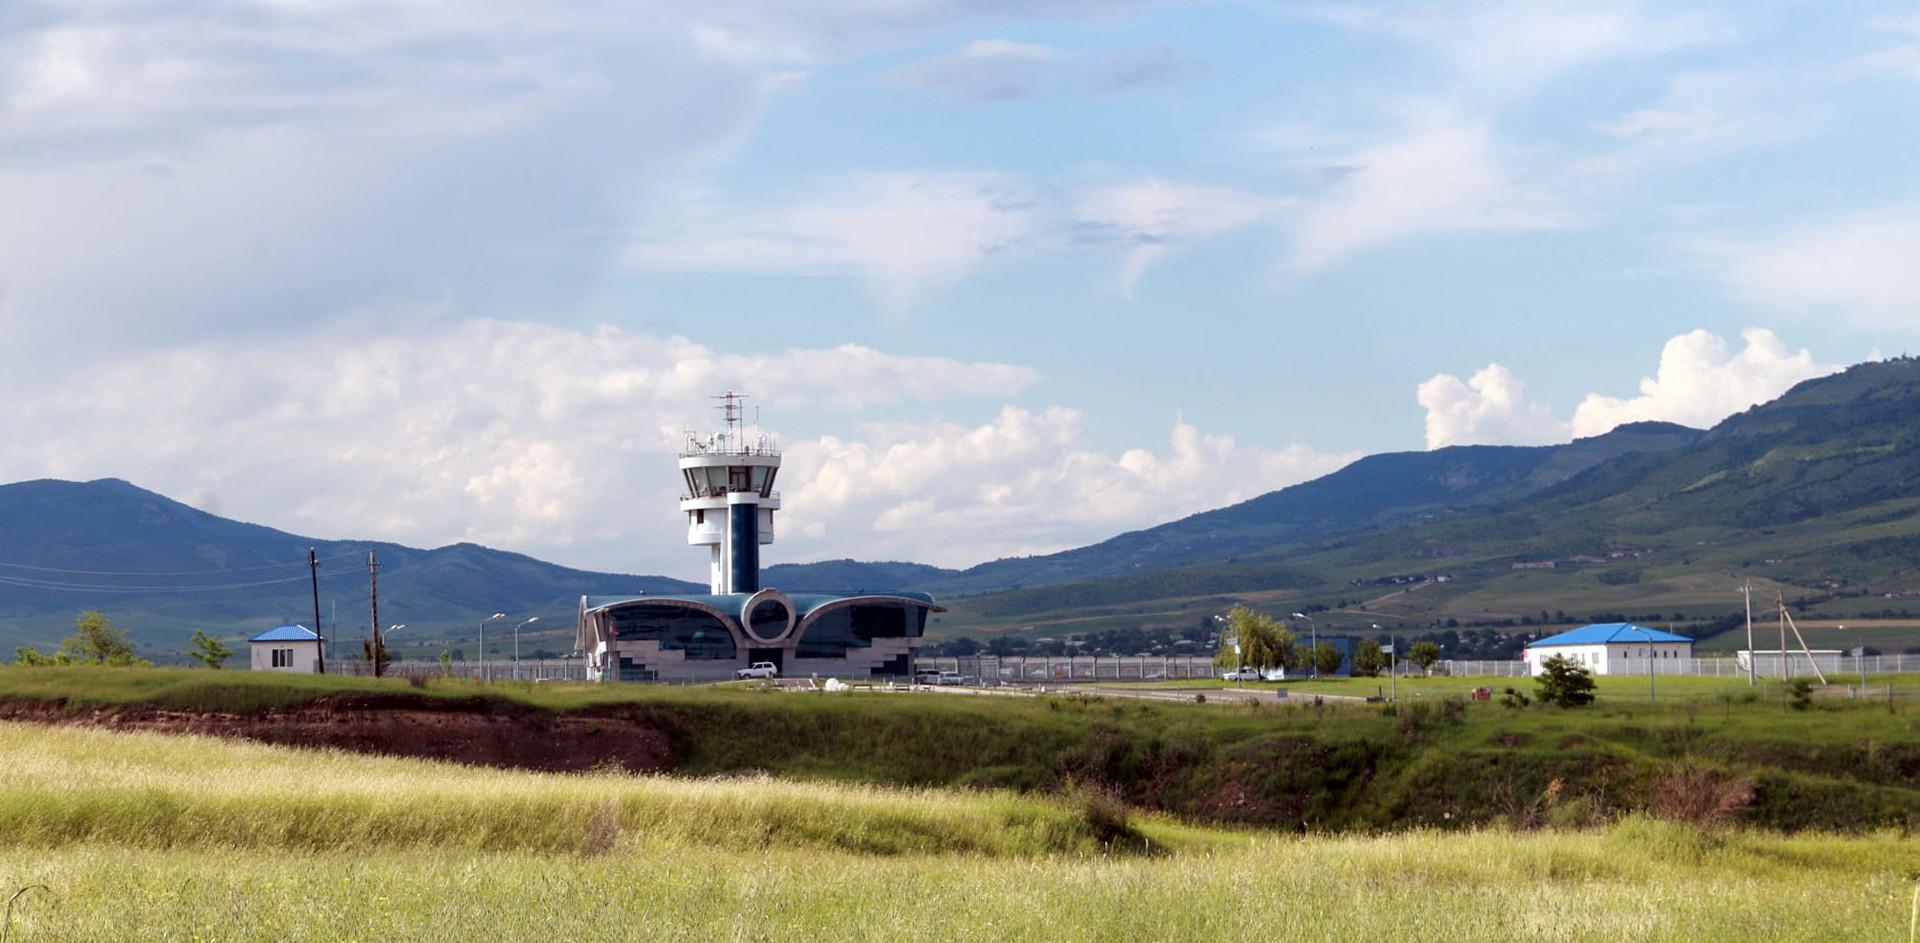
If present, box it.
[1437,653,1920,678]
[916,655,1219,683]
[333,659,590,682]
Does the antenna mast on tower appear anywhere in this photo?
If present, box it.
[713,391,746,450]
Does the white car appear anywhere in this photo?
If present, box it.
[736,661,779,680]
[1221,667,1265,682]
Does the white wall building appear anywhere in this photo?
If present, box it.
[249,624,324,673]
[1524,623,1693,676]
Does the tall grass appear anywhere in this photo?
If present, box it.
[0,825,1911,941]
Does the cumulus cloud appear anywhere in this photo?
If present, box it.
[0,321,1037,575]
[1417,328,1836,450]
[1569,329,1835,436]
[1679,205,1920,330]
[1415,364,1569,449]
[782,408,1356,566]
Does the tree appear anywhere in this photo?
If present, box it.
[188,630,232,669]
[1351,640,1386,677]
[1534,655,1596,708]
[1408,641,1442,674]
[1214,606,1296,672]
[10,647,57,667]
[361,634,392,676]
[1313,642,1344,676]
[57,612,149,666]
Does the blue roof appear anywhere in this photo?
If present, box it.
[249,624,320,643]
[1529,623,1692,647]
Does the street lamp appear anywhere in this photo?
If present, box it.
[479,613,504,681]
[1292,612,1317,679]
[514,617,539,680]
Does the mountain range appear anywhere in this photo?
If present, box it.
[5,357,1919,657]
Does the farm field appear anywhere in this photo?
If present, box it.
[0,722,1915,943]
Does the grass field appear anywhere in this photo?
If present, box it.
[0,722,1915,942]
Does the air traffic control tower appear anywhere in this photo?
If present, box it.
[679,392,779,595]
[576,393,943,683]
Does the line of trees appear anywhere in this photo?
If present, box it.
[8,611,230,668]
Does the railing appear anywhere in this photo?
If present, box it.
[914,655,1221,683]
[1436,654,1920,677]
[333,659,590,682]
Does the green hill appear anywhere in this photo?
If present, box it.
[0,478,700,657]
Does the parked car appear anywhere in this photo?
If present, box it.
[914,668,944,685]
[736,662,779,680]
[1221,667,1263,681]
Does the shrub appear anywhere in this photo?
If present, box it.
[1535,655,1596,708]
[1786,678,1814,711]
[1498,687,1531,709]
[1648,764,1754,829]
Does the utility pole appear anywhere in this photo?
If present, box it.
[368,550,382,678]
[309,548,326,675]
[1742,580,1755,687]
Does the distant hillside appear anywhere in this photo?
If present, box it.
[911,420,1701,595]
[0,479,701,656]
[760,559,960,595]
[936,358,1920,640]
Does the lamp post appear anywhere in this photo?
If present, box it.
[1839,623,1866,699]
[514,617,539,680]
[1292,612,1317,679]
[378,624,404,677]
[479,613,504,681]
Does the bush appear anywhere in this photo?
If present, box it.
[1648,764,1754,829]
[1785,678,1814,711]
[1498,687,1531,709]
[1535,656,1595,708]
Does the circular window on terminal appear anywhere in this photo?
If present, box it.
[742,592,795,643]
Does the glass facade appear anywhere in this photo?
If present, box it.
[795,604,925,658]
[746,599,790,641]
[605,605,737,660]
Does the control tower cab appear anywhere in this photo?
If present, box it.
[679,392,778,595]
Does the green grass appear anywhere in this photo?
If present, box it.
[0,722,1916,942]
[5,667,1919,833]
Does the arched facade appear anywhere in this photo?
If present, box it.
[579,591,941,683]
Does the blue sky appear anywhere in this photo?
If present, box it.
[2,1,1918,578]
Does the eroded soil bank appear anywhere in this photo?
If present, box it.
[0,694,672,773]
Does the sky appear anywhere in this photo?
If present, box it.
[2,0,1918,580]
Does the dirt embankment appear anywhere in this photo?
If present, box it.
[0,694,673,774]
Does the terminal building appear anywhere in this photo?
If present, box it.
[576,394,942,682]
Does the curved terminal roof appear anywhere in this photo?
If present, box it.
[583,591,940,619]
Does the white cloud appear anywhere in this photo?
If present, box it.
[1870,14,1920,38]
[1309,1,1726,98]
[0,321,1038,575]
[1417,328,1837,450]
[885,39,1061,102]
[1681,205,1920,329]
[1415,364,1569,450]
[623,171,1045,312]
[1570,329,1835,436]
[1281,110,1568,274]
[1073,179,1281,295]
[782,408,1356,566]
[627,171,1280,307]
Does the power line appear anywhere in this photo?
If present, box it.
[0,550,367,577]
[0,569,362,594]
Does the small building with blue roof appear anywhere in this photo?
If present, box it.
[249,623,323,673]
[1523,623,1692,676]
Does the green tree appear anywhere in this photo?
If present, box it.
[1313,642,1344,676]
[362,634,392,677]
[1351,640,1386,677]
[57,612,150,666]
[188,630,232,669]
[1534,655,1596,708]
[1408,640,1442,674]
[10,646,57,667]
[1213,606,1297,672]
